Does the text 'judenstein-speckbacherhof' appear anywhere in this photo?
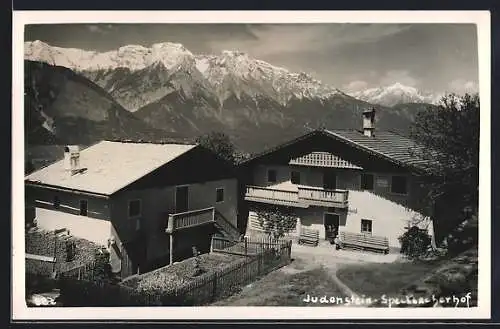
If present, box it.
[302,293,473,307]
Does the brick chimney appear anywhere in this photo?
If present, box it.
[64,145,81,175]
[362,108,376,137]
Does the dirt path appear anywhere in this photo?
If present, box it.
[212,240,401,306]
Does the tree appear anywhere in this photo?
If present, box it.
[233,150,252,164]
[255,205,297,240]
[195,131,236,164]
[409,93,479,244]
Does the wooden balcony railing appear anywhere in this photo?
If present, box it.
[245,185,349,208]
[245,186,300,204]
[165,207,215,233]
[297,185,349,206]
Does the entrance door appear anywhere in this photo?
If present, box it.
[175,186,189,213]
[323,171,337,190]
[324,213,340,241]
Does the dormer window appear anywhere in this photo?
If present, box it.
[361,173,374,191]
[128,199,142,218]
[391,175,408,195]
[291,171,301,185]
[53,196,61,209]
[267,169,277,183]
[79,200,88,216]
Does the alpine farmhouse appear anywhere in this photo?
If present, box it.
[25,141,241,279]
[239,109,437,252]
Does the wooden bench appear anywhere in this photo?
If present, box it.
[298,228,320,247]
[338,231,389,254]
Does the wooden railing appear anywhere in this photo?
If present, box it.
[211,236,239,252]
[214,211,241,241]
[245,186,299,203]
[297,185,349,206]
[165,207,215,233]
[289,152,362,169]
[245,185,349,208]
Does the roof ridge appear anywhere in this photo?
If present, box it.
[103,139,197,146]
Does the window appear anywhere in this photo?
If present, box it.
[79,200,88,216]
[53,196,60,209]
[290,171,301,184]
[361,219,373,234]
[391,175,408,194]
[128,199,141,218]
[361,173,374,190]
[267,169,277,183]
[216,187,225,203]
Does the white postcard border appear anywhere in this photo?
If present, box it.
[11,10,492,320]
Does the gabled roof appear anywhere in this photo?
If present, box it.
[241,129,436,173]
[324,129,433,171]
[25,141,198,195]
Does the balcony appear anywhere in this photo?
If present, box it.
[245,185,349,209]
[244,186,307,208]
[165,207,215,233]
[297,185,349,207]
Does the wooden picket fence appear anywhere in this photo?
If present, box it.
[58,260,97,281]
[150,237,293,305]
[212,235,291,257]
[60,237,293,306]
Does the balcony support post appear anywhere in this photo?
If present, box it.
[169,232,174,265]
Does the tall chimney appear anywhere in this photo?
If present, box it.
[362,108,376,137]
[64,145,81,175]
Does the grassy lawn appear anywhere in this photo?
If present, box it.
[213,261,346,306]
[336,259,443,298]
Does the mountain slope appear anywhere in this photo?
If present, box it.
[134,88,418,152]
[24,60,174,146]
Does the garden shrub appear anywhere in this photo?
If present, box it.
[398,226,432,259]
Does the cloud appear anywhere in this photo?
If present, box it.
[379,70,419,87]
[342,80,369,92]
[447,79,479,95]
[86,24,113,34]
[205,24,411,59]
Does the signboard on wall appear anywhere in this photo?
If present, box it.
[376,178,389,188]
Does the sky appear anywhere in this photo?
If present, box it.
[25,23,479,95]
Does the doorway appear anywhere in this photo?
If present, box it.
[175,185,189,213]
[324,212,340,241]
[323,171,337,190]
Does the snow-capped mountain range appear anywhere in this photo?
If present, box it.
[25,40,350,111]
[23,40,445,152]
[347,83,443,107]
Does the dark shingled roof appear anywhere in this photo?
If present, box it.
[241,128,439,174]
[324,129,435,171]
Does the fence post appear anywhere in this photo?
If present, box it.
[244,237,248,256]
[212,271,218,302]
[257,252,262,275]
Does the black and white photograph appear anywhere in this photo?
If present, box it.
[12,10,491,320]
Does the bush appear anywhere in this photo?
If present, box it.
[398,226,432,259]
[255,205,297,240]
[444,215,478,256]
